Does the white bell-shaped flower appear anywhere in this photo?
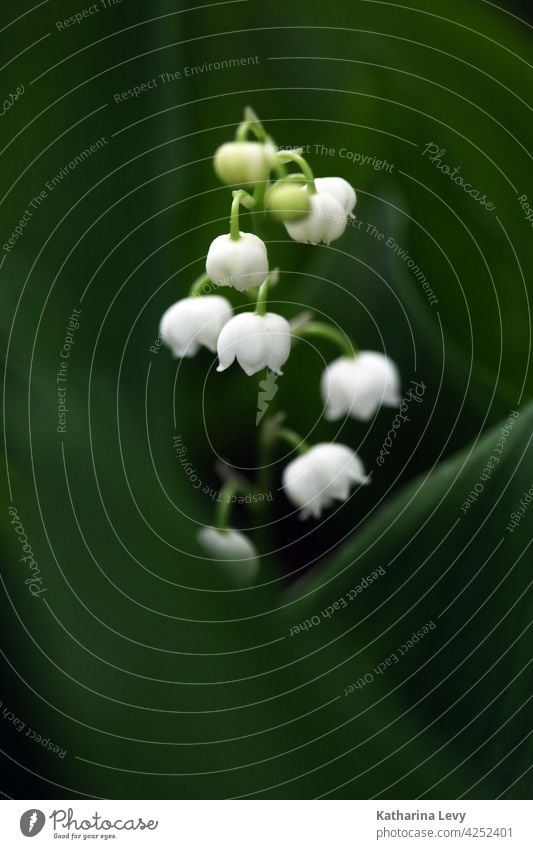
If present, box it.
[321,352,401,421]
[159,295,233,358]
[314,177,357,216]
[206,232,269,292]
[284,186,346,245]
[282,443,369,519]
[214,141,273,187]
[197,527,259,584]
[217,311,291,376]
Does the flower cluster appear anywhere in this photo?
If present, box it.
[159,108,401,581]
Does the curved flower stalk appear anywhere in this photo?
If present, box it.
[197,478,260,584]
[206,190,269,292]
[157,106,401,567]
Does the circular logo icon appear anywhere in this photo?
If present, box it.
[20,810,46,837]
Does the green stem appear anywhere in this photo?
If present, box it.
[253,179,266,210]
[235,106,268,142]
[215,480,240,532]
[189,273,211,297]
[235,121,249,142]
[256,412,284,516]
[234,107,285,180]
[278,150,316,193]
[277,427,310,454]
[255,276,270,316]
[250,180,267,234]
[292,321,357,358]
[230,190,249,240]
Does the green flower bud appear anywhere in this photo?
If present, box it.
[265,178,312,222]
[214,141,271,187]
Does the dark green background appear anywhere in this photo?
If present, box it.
[1,0,531,798]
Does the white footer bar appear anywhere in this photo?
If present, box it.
[1,799,531,847]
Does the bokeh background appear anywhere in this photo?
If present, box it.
[1,0,532,799]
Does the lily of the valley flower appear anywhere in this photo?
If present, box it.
[214,141,274,186]
[321,352,401,421]
[282,442,369,519]
[206,232,269,292]
[284,185,347,245]
[160,295,233,358]
[197,527,259,584]
[217,311,291,376]
[314,176,357,216]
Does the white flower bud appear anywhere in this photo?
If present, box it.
[206,232,269,292]
[284,188,347,245]
[282,443,369,519]
[159,295,233,358]
[321,352,401,421]
[314,177,357,215]
[217,311,291,376]
[213,141,273,186]
[197,527,259,584]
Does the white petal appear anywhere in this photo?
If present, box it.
[315,177,357,215]
[321,353,400,421]
[217,312,290,376]
[282,442,368,519]
[262,313,291,374]
[321,357,358,420]
[193,296,233,352]
[160,296,232,358]
[216,312,250,372]
[206,232,269,292]
[285,192,347,245]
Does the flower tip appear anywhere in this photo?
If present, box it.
[242,364,260,376]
